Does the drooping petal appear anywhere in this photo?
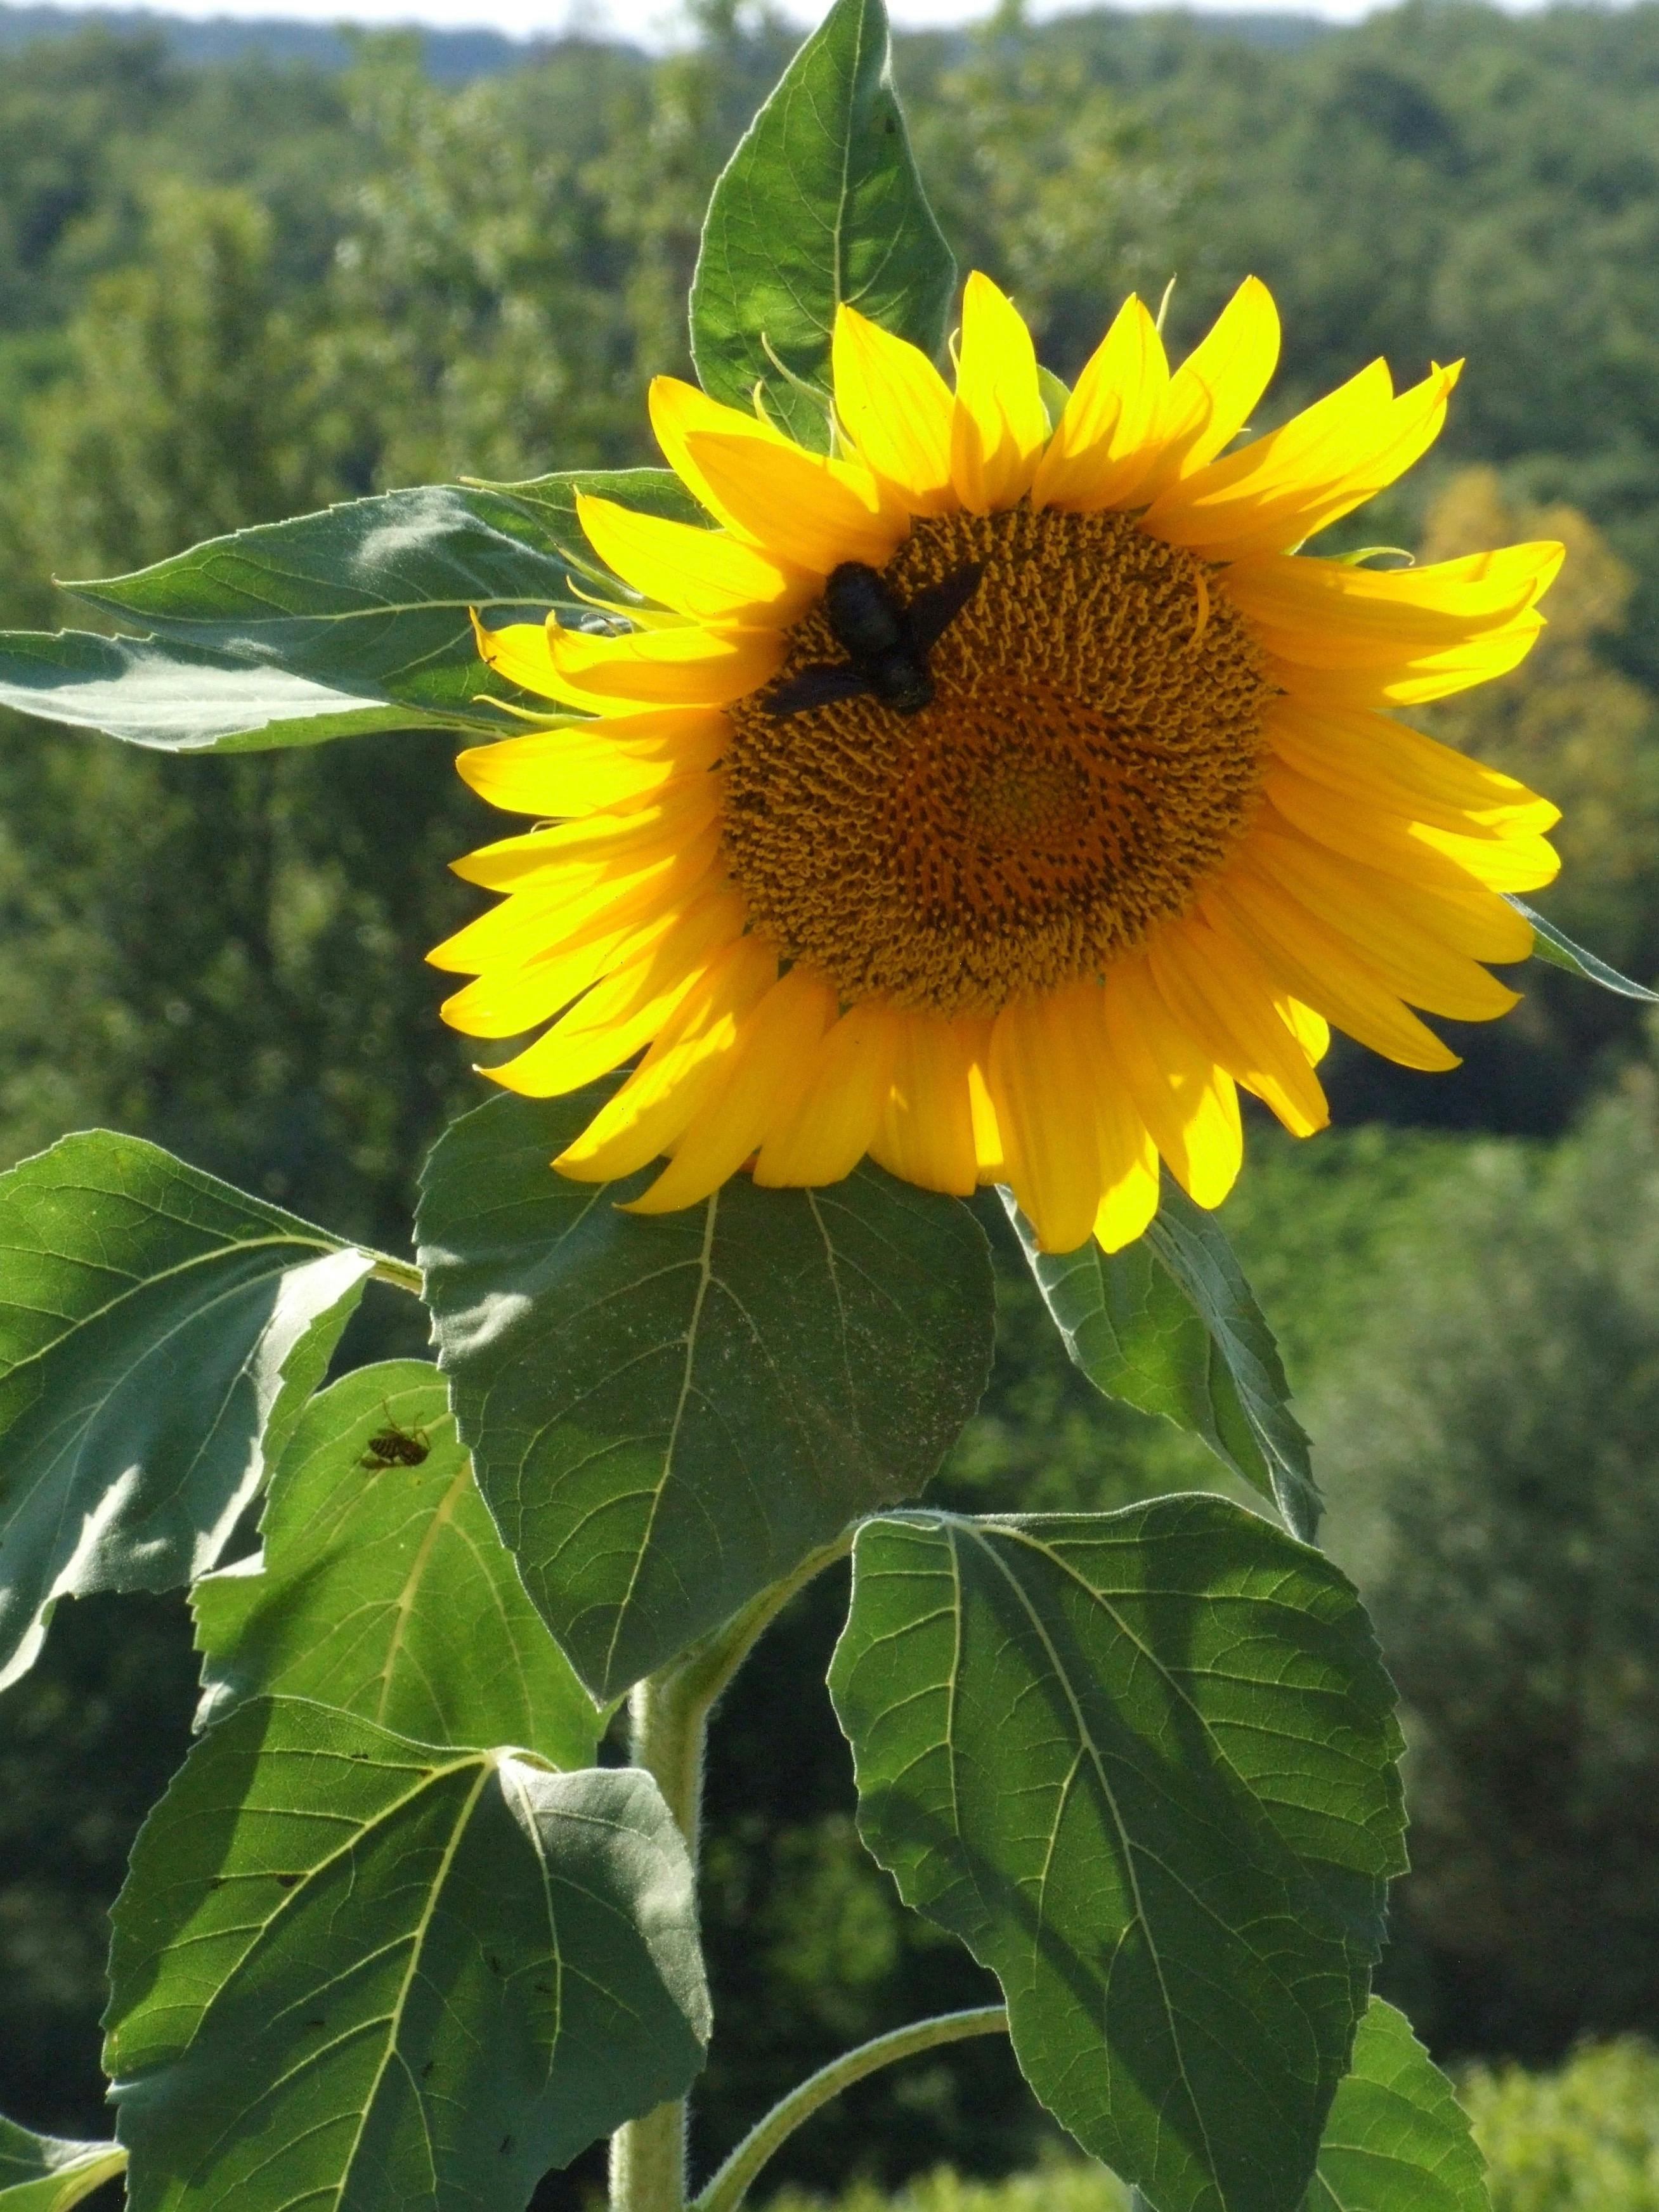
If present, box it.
[1135,276,1282,502]
[576,493,816,625]
[951,273,1050,514]
[1147,916,1329,1139]
[754,996,904,1187]
[625,964,838,1213]
[988,986,1107,1253]
[1099,955,1244,1209]
[869,1011,979,1196]
[1032,294,1169,511]
[832,304,957,514]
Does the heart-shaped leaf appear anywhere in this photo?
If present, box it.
[691,0,956,447]
[417,1089,994,1701]
[106,1696,709,2212]
[194,1360,604,1766]
[0,2119,124,2212]
[1304,2000,1488,2212]
[1006,1179,1320,1542]
[830,1499,1405,2212]
[0,1131,375,1691]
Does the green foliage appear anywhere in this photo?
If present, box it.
[0,1129,372,1690]
[691,0,954,444]
[0,2120,123,2212]
[831,1504,1405,2212]
[1459,2040,1659,2212]
[105,1696,710,2211]
[1305,2000,1487,2212]
[417,1089,997,1699]
[193,1360,602,1765]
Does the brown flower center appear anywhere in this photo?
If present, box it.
[720,505,1274,1018]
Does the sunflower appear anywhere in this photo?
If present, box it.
[431,275,1562,1255]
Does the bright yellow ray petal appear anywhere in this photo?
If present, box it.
[754,996,903,1187]
[1100,956,1243,1209]
[961,1022,1005,1182]
[1148,917,1329,1139]
[624,964,838,1213]
[1225,540,1563,648]
[545,616,786,711]
[439,895,703,1041]
[1032,294,1169,512]
[989,986,1107,1253]
[1262,699,1558,835]
[485,894,744,1098]
[1200,875,1460,1072]
[431,829,720,974]
[1266,612,1544,708]
[449,777,721,891]
[1255,805,1535,963]
[576,493,816,625]
[554,935,779,1180]
[472,615,595,710]
[832,304,957,514]
[682,430,905,575]
[648,374,798,537]
[1279,997,1330,1064]
[1135,276,1282,502]
[455,709,729,818]
[1264,767,1559,897]
[869,1011,979,1197]
[951,273,1050,514]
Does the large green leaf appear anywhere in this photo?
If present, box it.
[0,1131,375,1690]
[194,1361,604,1766]
[829,1499,1405,2212]
[464,466,712,540]
[1508,896,1659,1002]
[57,482,653,735]
[1304,2000,1488,2212]
[107,1695,708,2212]
[0,2119,124,2212]
[417,1089,995,1701]
[690,0,956,447]
[0,631,464,752]
[1006,1180,1320,1543]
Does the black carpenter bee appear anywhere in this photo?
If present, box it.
[764,559,984,720]
[360,1407,432,1472]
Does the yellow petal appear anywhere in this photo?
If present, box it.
[449,777,721,892]
[576,494,816,625]
[439,895,698,1041]
[1264,767,1559,898]
[754,996,903,1187]
[1147,917,1329,1140]
[626,965,838,1213]
[950,273,1050,514]
[648,375,798,537]
[546,616,786,711]
[1255,803,1535,964]
[1225,540,1563,649]
[989,986,1108,1254]
[472,615,592,710]
[1135,276,1282,502]
[554,935,779,1180]
[1266,611,1544,708]
[869,1011,979,1197]
[455,709,728,819]
[486,893,745,1098]
[832,304,957,514]
[1262,699,1558,836]
[1032,294,1169,512]
[1200,875,1459,1073]
[1099,956,1243,1209]
[682,430,906,575]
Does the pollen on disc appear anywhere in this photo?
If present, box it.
[720,506,1276,1019]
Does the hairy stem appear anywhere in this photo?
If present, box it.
[692,2006,1009,2212]
[609,1528,858,2212]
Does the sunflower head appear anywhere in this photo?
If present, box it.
[434,272,1563,1256]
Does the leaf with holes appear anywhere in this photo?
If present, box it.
[691,0,955,447]
[0,1131,374,1692]
[830,1499,1405,2212]
[1304,2000,1488,2212]
[0,2119,124,2212]
[193,1361,604,1765]
[416,1088,995,1701]
[1006,1177,1319,1542]
[106,1696,709,2212]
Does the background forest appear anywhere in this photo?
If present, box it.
[3,0,1659,2197]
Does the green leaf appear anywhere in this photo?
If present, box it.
[106,1695,709,2212]
[57,483,655,736]
[194,1360,604,1766]
[1005,1178,1320,1543]
[690,0,955,448]
[0,630,464,751]
[1509,896,1659,1002]
[1304,2000,1488,2212]
[416,1089,995,1701]
[465,466,712,541]
[0,2119,124,2212]
[0,1130,374,1691]
[829,1499,1406,2212]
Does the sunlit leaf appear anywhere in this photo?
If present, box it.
[1304,2000,1488,2212]
[194,1360,604,1765]
[831,1499,1405,2212]
[0,2118,124,2212]
[691,0,956,447]
[1006,1178,1319,1542]
[0,1131,374,1691]
[417,1088,995,1701]
[106,1696,709,2212]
